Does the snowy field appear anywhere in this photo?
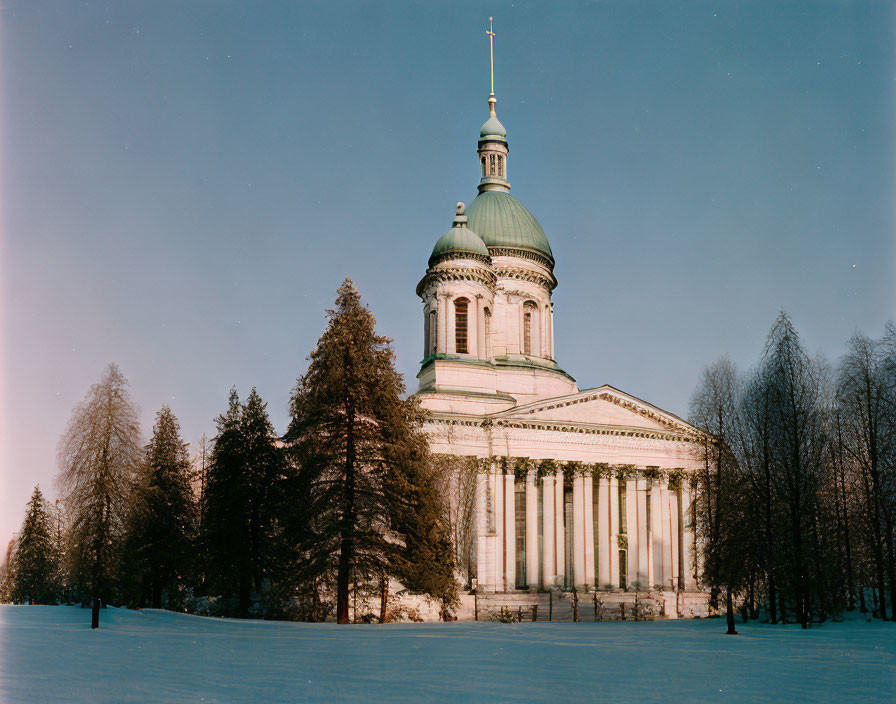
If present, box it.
[1,605,894,703]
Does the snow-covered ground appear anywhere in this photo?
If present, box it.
[1,605,893,703]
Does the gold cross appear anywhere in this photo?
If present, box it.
[486,17,496,95]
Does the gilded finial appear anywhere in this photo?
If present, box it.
[486,17,497,116]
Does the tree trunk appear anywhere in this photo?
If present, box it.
[725,588,738,635]
[336,402,357,625]
[238,576,251,617]
[763,451,777,624]
[91,596,100,629]
[379,576,388,623]
[885,512,896,623]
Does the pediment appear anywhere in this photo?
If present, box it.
[492,385,701,436]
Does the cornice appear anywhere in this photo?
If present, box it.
[488,247,555,272]
[424,414,698,443]
[416,265,497,298]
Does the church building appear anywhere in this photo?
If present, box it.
[414,25,707,613]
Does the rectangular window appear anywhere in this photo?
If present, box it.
[618,481,627,535]
[515,479,527,589]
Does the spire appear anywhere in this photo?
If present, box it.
[486,16,497,117]
[478,17,509,192]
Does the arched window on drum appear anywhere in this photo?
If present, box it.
[454,297,469,354]
[428,309,437,356]
[523,301,538,356]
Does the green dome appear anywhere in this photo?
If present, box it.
[480,115,507,139]
[429,226,490,266]
[466,190,553,260]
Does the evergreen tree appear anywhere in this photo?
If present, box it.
[123,406,196,608]
[8,486,59,604]
[241,389,285,601]
[56,363,142,628]
[202,388,283,615]
[286,279,455,623]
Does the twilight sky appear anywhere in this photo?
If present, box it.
[2,1,893,544]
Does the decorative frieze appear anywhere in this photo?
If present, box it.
[426,415,694,443]
[493,266,556,291]
[416,266,497,297]
[488,247,555,273]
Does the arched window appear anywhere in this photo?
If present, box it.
[483,307,492,357]
[489,154,496,176]
[429,310,437,355]
[454,297,469,354]
[523,311,532,355]
[497,154,504,177]
[523,301,537,356]
[481,156,487,177]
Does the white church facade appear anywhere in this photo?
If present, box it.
[414,42,708,616]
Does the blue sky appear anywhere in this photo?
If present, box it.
[2,1,893,543]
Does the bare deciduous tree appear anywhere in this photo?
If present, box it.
[56,363,142,628]
[837,330,896,619]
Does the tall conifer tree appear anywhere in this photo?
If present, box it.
[202,388,283,615]
[287,279,455,623]
[123,406,195,608]
[9,486,58,604]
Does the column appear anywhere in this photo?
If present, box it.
[476,294,485,359]
[437,295,447,355]
[548,303,554,359]
[572,473,585,588]
[649,483,662,588]
[542,475,555,587]
[494,470,504,592]
[584,475,595,588]
[475,471,487,590]
[554,470,565,586]
[637,479,649,586]
[609,475,619,587]
[598,477,610,587]
[660,484,672,588]
[525,470,539,590]
[682,482,697,590]
[669,487,680,590]
[504,473,515,591]
[447,296,457,354]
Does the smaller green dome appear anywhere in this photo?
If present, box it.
[480,115,507,139]
[430,226,489,266]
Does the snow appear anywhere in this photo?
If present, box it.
[1,605,894,703]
